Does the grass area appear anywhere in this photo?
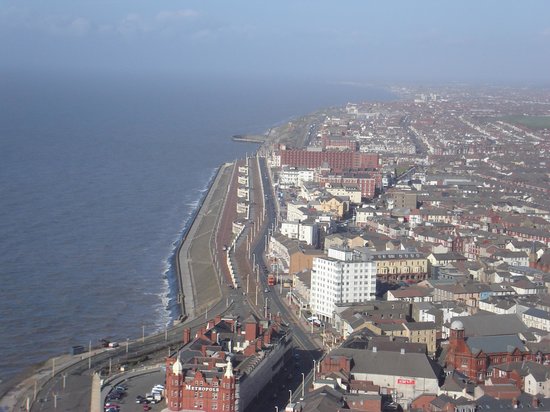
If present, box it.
[500,115,550,130]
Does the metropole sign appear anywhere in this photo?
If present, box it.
[397,378,415,385]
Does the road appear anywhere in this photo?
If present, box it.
[8,149,325,412]
[241,156,323,411]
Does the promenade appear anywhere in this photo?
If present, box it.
[176,162,235,319]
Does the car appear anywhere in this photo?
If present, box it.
[136,395,149,404]
[107,392,122,401]
[264,288,269,293]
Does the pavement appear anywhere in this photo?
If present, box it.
[176,162,235,319]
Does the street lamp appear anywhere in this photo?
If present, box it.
[301,372,305,398]
[142,325,145,343]
[288,389,292,403]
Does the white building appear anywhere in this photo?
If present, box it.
[278,166,315,188]
[280,220,319,246]
[311,247,376,323]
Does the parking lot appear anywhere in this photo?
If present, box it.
[103,369,166,412]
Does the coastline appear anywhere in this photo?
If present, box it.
[169,166,221,320]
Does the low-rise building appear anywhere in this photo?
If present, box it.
[320,346,440,407]
[371,250,428,284]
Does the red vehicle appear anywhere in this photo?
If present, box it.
[267,274,276,286]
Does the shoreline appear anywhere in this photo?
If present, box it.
[168,167,221,320]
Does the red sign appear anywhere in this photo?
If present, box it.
[397,378,415,385]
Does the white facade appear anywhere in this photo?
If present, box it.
[355,207,376,226]
[279,167,315,188]
[325,185,362,204]
[280,220,318,246]
[286,202,311,222]
[525,373,550,397]
[311,248,376,322]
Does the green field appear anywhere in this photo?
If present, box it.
[501,115,550,130]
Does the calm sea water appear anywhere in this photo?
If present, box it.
[0,71,393,381]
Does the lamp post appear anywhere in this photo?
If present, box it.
[142,325,145,343]
[288,389,292,403]
[126,338,129,354]
[301,372,305,398]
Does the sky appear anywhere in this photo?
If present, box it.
[1,0,550,84]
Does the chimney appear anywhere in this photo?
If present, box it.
[183,328,191,345]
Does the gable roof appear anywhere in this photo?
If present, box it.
[466,334,526,355]
[449,314,528,337]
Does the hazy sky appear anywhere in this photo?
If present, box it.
[1,0,549,84]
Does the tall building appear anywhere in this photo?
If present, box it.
[311,247,376,323]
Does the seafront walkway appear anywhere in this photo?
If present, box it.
[177,162,235,319]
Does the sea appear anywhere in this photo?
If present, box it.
[0,71,393,383]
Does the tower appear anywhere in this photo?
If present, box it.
[166,353,184,411]
[449,319,465,344]
[219,360,237,412]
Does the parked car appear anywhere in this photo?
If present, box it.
[136,395,149,404]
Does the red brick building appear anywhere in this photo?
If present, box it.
[279,147,379,173]
[317,173,381,199]
[445,320,529,383]
[166,355,236,412]
[164,314,292,412]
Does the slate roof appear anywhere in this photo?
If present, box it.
[329,347,438,379]
[449,313,528,337]
[523,307,550,321]
[466,334,526,355]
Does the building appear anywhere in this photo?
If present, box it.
[165,314,292,412]
[389,191,418,210]
[445,320,529,383]
[311,247,377,324]
[319,346,440,408]
[279,147,379,173]
[280,219,319,246]
[371,250,428,284]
